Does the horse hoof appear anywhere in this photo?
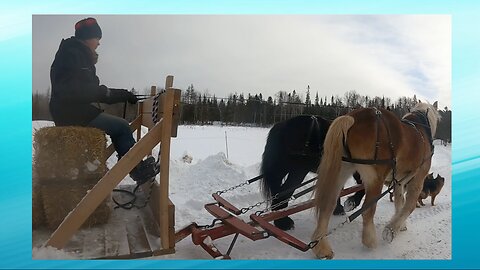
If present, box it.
[313,248,334,259]
[319,252,334,260]
[274,217,295,231]
[333,205,345,216]
[382,227,396,243]
[343,198,357,212]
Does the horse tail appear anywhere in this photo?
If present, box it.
[315,115,355,217]
[260,123,284,200]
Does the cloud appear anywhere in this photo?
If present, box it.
[33,15,451,108]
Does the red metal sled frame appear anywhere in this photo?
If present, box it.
[175,184,364,259]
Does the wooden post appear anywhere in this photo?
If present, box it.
[157,89,175,249]
[165,75,174,89]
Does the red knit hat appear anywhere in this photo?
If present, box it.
[75,17,102,40]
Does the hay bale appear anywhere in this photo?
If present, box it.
[41,179,111,230]
[33,127,107,181]
[33,126,111,230]
[32,180,45,229]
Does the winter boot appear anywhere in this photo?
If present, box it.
[129,156,158,185]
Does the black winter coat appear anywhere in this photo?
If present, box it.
[49,37,108,126]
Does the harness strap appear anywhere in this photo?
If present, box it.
[379,110,397,183]
[290,116,321,157]
[341,156,394,165]
[347,183,395,222]
[304,116,319,149]
[342,108,396,173]
[373,108,382,160]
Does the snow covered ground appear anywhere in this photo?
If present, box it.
[32,121,451,260]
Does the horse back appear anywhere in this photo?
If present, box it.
[346,108,403,161]
[346,108,432,173]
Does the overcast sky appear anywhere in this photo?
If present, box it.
[32,15,451,108]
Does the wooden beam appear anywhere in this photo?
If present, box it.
[157,89,175,249]
[45,119,164,249]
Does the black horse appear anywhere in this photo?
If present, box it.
[260,115,365,230]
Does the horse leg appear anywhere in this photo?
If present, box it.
[361,175,383,249]
[392,183,407,231]
[272,169,309,231]
[383,172,425,243]
[312,164,353,259]
[344,171,365,212]
[333,198,345,215]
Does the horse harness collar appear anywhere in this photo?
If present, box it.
[401,109,435,154]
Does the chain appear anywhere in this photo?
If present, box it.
[214,175,263,196]
[196,218,224,229]
[307,217,350,249]
[240,193,279,214]
[151,90,165,174]
[254,193,295,216]
[215,180,251,195]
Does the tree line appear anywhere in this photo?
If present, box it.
[32,85,451,143]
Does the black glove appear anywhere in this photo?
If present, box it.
[126,91,138,104]
[103,89,138,104]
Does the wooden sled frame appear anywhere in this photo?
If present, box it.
[176,184,364,259]
[44,76,181,258]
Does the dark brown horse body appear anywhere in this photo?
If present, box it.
[312,102,440,259]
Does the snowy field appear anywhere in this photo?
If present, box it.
[32,121,451,260]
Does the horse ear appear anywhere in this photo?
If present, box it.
[433,101,438,110]
[418,99,422,103]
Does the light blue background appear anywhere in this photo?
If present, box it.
[1,0,476,268]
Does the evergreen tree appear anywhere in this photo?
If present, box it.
[305,85,311,107]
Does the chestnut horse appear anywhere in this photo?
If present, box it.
[312,102,440,259]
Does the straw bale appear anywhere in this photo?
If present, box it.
[33,127,107,181]
[41,179,111,230]
[32,180,45,229]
